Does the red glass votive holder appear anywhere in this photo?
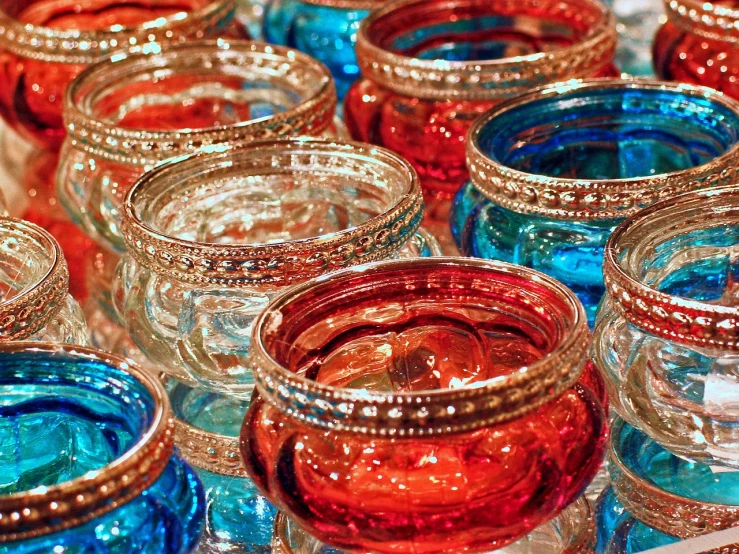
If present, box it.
[344,0,617,217]
[241,257,608,554]
[0,0,234,151]
[654,0,739,100]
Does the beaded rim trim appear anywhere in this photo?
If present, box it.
[122,138,424,289]
[603,185,739,351]
[0,218,69,341]
[271,497,595,553]
[0,0,235,64]
[609,419,739,539]
[251,257,590,438]
[354,0,616,101]
[0,343,174,542]
[665,0,739,44]
[174,418,247,477]
[298,0,384,9]
[467,79,739,221]
[64,41,337,167]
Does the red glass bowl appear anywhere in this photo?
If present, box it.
[344,0,617,213]
[654,0,739,100]
[0,0,234,151]
[241,257,608,554]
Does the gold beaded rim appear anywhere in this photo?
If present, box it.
[0,218,69,341]
[251,257,590,438]
[609,419,739,540]
[174,418,248,478]
[604,184,739,351]
[64,40,337,167]
[355,0,616,101]
[122,138,424,289]
[0,343,174,542]
[0,0,235,64]
[467,79,739,221]
[298,0,384,8]
[664,0,739,43]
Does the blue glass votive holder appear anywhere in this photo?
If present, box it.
[263,0,378,99]
[0,343,205,552]
[595,419,739,553]
[451,79,739,324]
[168,379,277,552]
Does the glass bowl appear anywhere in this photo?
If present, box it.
[595,183,739,467]
[272,496,596,554]
[0,216,86,343]
[595,419,739,553]
[655,0,739,100]
[114,137,438,394]
[241,257,607,553]
[452,79,739,324]
[344,0,616,220]
[263,0,383,100]
[0,342,205,552]
[58,39,339,253]
[0,0,235,151]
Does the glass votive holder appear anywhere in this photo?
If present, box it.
[0,216,86,343]
[0,342,205,552]
[602,0,664,76]
[0,0,234,152]
[595,183,739,467]
[452,79,739,324]
[344,0,617,214]
[168,379,277,552]
[654,0,739,101]
[58,39,338,254]
[273,496,596,554]
[595,419,739,553]
[263,0,380,100]
[241,257,607,554]
[115,137,437,394]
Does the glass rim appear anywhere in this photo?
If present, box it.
[250,257,590,437]
[0,342,173,542]
[664,0,739,43]
[355,0,616,101]
[467,78,739,221]
[270,498,595,554]
[63,40,337,167]
[0,0,235,64]
[603,184,739,351]
[0,217,68,341]
[122,138,424,289]
[165,376,248,478]
[608,418,739,539]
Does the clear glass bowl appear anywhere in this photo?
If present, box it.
[595,419,739,553]
[452,79,739,325]
[0,343,205,552]
[114,137,438,395]
[241,257,606,553]
[0,216,87,343]
[263,0,382,100]
[58,39,339,253]
[655,0,739,101]
[0,0,235,151]
[595,183,739,467]
[272,497,596,554]
[344,0,616,217]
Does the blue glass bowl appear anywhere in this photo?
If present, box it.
[0,343,205,552]
[263,0,376,99]
[168,380,277,552]
[594,419,739,553]
[451,79,739,324]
